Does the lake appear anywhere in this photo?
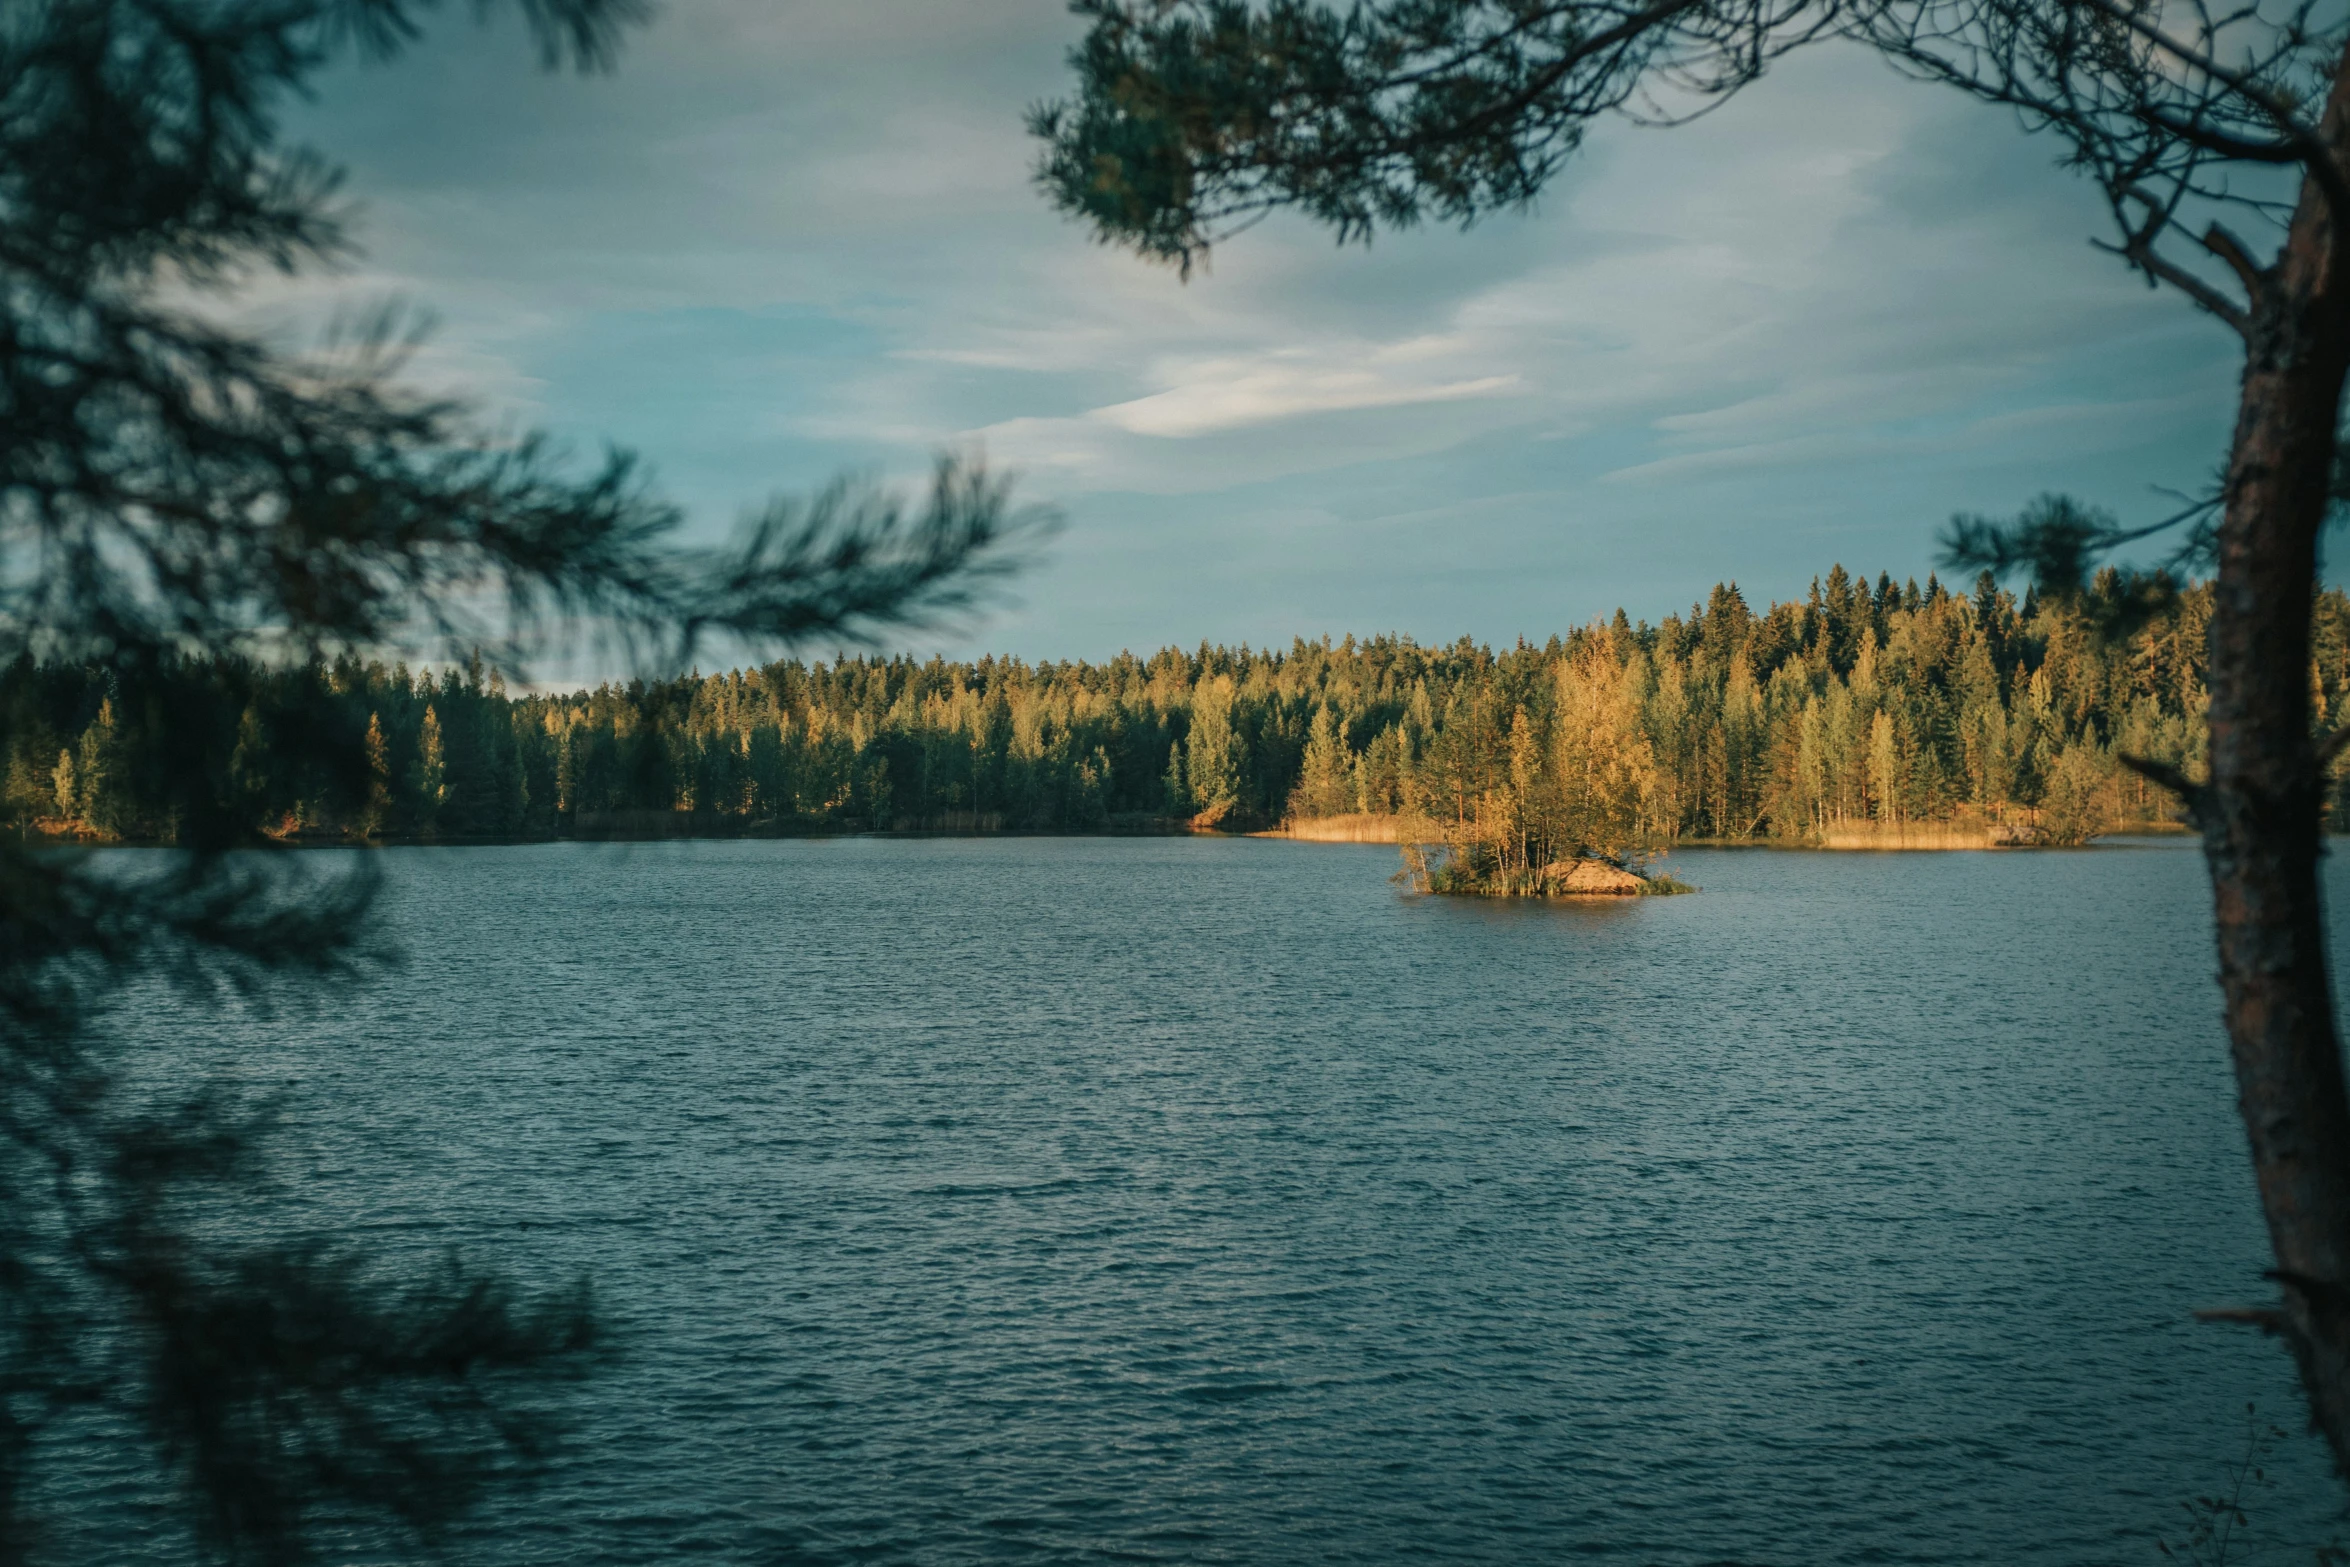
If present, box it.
[109,838,2350,1562]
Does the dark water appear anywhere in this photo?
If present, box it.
[124,840,2350,1561]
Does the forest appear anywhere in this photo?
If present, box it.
[10,565,2341,854]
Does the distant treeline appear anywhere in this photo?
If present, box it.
[12,566,2346,849]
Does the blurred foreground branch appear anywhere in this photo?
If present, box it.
[0,0,1040,1558]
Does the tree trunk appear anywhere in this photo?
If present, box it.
[2200,48,2350,1473]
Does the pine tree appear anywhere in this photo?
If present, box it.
[1289,704,1354,819]
[1,0,1047,1530]
[1867,710,1900,823]
[1161,735,1190,816]
[50,748,75,823]
[1184,677,1242,821]
[73,697,118,837]
[230,704,269,823]
[414,706,448,835]
[1357,722,1409,814]
[363,713,393,838]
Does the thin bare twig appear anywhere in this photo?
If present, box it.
[2197,1304,2293,1331]
[2119,752,2209,819]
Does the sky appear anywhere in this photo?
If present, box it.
[272,0,2249,663]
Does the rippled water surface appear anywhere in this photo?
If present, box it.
[134,839,2350,1561]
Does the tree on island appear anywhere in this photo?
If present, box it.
[1035,0,2350,1475]
[0,0,1031,1558]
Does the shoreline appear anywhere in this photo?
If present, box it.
[1255,815,2197,851]
[13,815,2204,852]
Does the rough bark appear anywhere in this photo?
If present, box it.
[2198,40,2350,1475]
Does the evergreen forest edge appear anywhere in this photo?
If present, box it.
[15,564,2320,857]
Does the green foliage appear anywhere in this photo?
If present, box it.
[1290,704,1355,818]
[0,0,1026,1557]
[21,566,2332,852]
[1031,0,2343,353]
[1030,0,1621,272]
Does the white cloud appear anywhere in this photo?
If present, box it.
[1091,364,1521,438]
[264,7,2247,652]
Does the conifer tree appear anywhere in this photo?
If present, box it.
[1184,677,1243,819]
[1868,711,1900,823]
[414,706,448,835]
[363,712,392,839]
[230,705,269,823]
[1289,704,1355,819]
[0,0,1035,1556]
[73,696,118,837]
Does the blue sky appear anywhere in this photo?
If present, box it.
[273,0,2246,662]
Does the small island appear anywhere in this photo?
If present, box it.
[1400,841,1696,898]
